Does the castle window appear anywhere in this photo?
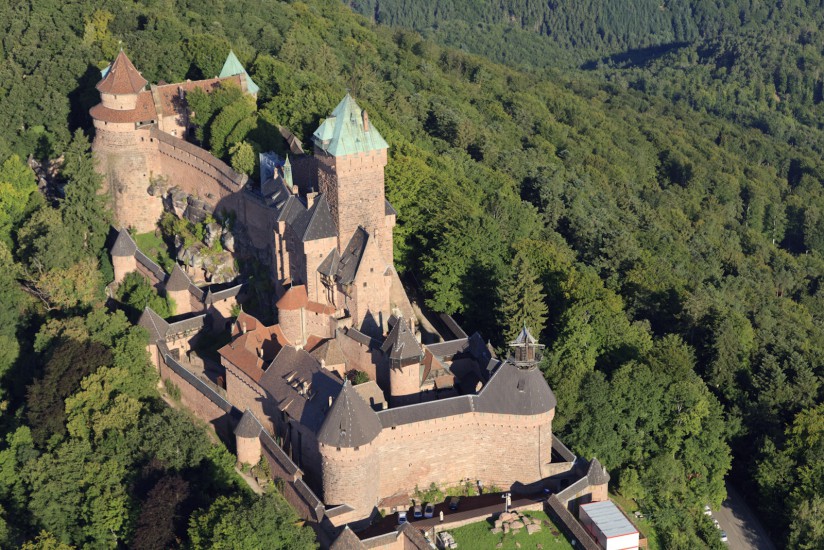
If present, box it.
[354,446,359,451]
[370,268,374,272]
[363,282,367,288]
[336,447,341,451]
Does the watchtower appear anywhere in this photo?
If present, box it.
[312,95,393,259]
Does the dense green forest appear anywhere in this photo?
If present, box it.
[1,0,823,548]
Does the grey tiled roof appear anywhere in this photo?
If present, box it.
[335,227,368,284]
[331,526,365,550]
[377,395,474,428]
[161,350,233,412]
[317,380,382,448]
[165,264,191,292]
[204,283,243,305]
[134,250,166,281]
[291,194,337,242]
[384,199,397,217]
[342,326,380,348]
[111,228,137,256]
[167,314,207,335]
[234,409,262,438]
[317,248,340,277]
[547,495,600,550]
[512,325,537,345]
[426,338,469,359]
[276,195,306,225]
[381,318,422,360]
[474,362,556,415]
[260,430,300,477]
[397,523,431,550]
[258,346,343,433]
[552,436,577,462]
[587,457,610,485]
[138,307,170,342]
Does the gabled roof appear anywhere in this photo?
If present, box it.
[165,264,191,292]
[474,362,556,415]
[336,227,368,285]
[138,307,170,342]
[290,194,337,242]
[318,248,341,277]
[219,50,260,95]
[317,380,382,448]
[276,195,306,225]
[111,228,137,257]
[234,409,262,438]
[310,336,347,366]
[312,94,388,157]
[381,318,422,361]
[97,50,147,95]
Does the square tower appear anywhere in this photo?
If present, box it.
[312,95,392,259]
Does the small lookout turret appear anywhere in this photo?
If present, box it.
[509,325,545,367]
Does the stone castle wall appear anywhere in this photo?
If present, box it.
[374,409,555,500]
[319,442,380,510]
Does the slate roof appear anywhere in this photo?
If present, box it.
[111,229,137,257]
[512,325,537,345]
[234,409,262,438]
[587,457,611,485]
[474,362,556,415]
[318,248,341,277]
[310,335,347,366]
[312,94,389,157]
[385,199,397,217]
[336,227,368,284]
[138,307,170,342]
[377,395,474,428]
[97,50,147,94]
[330,526,364,550]
[279,126,305,155]
[276,195,306,225]
[290,194,337,242]
[219,50,260,95]
[203,283,243,305]
[165,264,191,292]
[381,318,422,361]
[317,380,382,448]
[258,347,343,433]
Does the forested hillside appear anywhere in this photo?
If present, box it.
[0,0,822,548]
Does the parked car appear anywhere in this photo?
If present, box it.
[703,504,712,516]
[720,531,728,543]
[448,497,460,511]
[413,504,423,518]
[424,503,435,518]
[398,511,407,525]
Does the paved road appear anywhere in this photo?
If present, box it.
[712,483,776,550]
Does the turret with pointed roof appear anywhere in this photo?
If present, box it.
[219,50,260,95]
[317,380,382,448]
[312,94,388,157]
[97,50,147,96]
[509,325,545,366]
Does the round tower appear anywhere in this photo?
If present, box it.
[234,409,263,465]
[111,228,138,284]
[165,264,192,315]
[317,381,382,513]
[382,318,423,405]
[90,50,162,233]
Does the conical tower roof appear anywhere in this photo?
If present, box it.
[234,409,262,439]
[317,380,381,448]
[165,264,191,292]
[219,50,260,95]
[138,306,170,342]
[111,228,137,257]
[381,318,422,361]
[97,50,147,94]
[512,324,537,345]
[312,94,388,157]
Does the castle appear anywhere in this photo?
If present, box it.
[94,50,615,548]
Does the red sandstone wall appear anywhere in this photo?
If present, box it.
[160,361,230,438]
[319,442,380,511]
[224,363,271,432]
[375,410,554,499]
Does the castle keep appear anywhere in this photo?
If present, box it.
[96,51,611,547]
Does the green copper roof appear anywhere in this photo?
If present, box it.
[219,50,260,95]
[312,94,388,157]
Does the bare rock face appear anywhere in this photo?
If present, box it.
[204,222,222,248]
[221,230,235,253]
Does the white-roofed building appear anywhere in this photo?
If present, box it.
[579,500,640,550]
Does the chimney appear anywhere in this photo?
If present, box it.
[328,396,333,408]
[362,110,370,132]
[257,347,263,359]
[306,191,318,208]
[241,321,247,334]
[292,184,299,195]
